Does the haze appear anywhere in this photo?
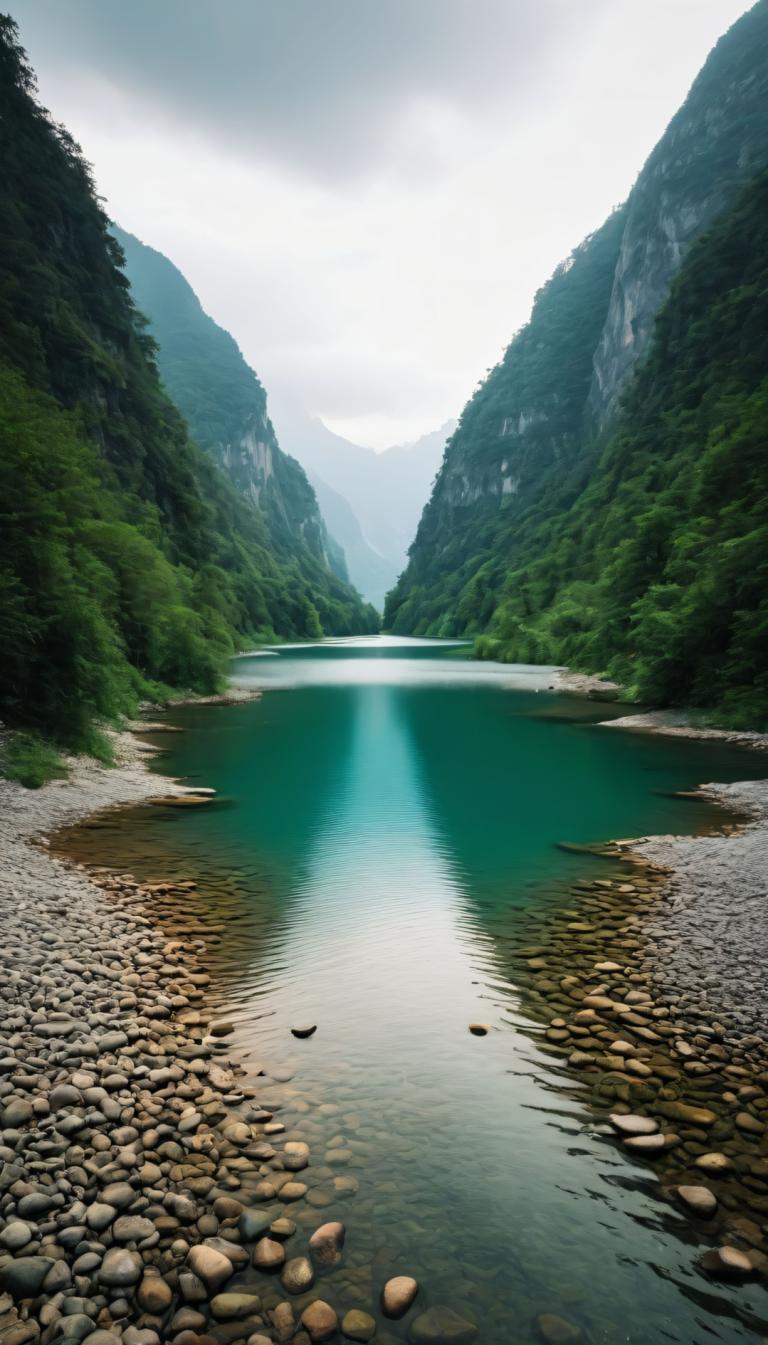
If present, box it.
[11,0,754,448]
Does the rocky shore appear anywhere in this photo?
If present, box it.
[0,725,444,1345]
[3,698,768,1345]
[506,834,768,1290]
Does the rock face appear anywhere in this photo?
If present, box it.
[113,226,349,585]
[385,1,768,641]
[588,6,768,425]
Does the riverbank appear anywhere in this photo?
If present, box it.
[3,681,768,1343]
[0,724,392,1345]
[506,839,768,1287]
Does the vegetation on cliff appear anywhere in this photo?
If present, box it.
[0,17,375,760]
[386,3,768,726]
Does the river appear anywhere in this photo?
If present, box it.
[59,637,768,1343]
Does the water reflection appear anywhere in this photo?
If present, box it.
[55,639,768,1343]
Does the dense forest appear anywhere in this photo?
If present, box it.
[0,17,375,771]
[112,226,356,588]
[386,0,768,727]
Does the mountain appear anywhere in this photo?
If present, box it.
[0,17,375,753]
[386,1,768,725]
[111,226,355,587]
[272,410,455,602]
[306,472,395,611]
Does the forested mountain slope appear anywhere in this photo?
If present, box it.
[475,172,768,724]
[0,17,375,751]
[113,226,351,583]
[386,1,768,724]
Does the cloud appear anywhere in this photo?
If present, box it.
[11,0,592,182]
[9,0,757,447]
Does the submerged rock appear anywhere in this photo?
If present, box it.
[408,1307,477,1344]
[382,1277,419,1318]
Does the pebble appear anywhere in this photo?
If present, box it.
[535,1315,583,1345]
[253,1238,286,1271]
[186,1245,233,1293]
[701,1246,754,1279]
[381,1277,418,1318]
[300,1300,338,1342]
[676,1186,718,1218]
[609,1114,658,1137]
[341,1310,377,1342]
[281,1256,315,1294]
[309,1221,346,1267]
[408,1307,477,1344]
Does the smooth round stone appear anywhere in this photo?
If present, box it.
[112,1215,155,1243]
[187,1244,234,1292]
[301,1300,338,1342]
[280,1182,308,1201]
[210,1022,235,1037]
[408,1307,477,1344]
[283,1141,310,1172]
[623,1134,667,1154]
[239,1209,275,1241]
[281,1256,315,1294]
[695,1152,733,1174]
[253,1237,285,1271]
[342,1310,376,1342]
[468,1024,489,1036]
[677,1186,718,1218]
[100,1182,134,1209]
[0,1221,33,1252]
[82,1333,121,1345]
[609,1114,658,1137]
[210,1293,262,1321]
[701,1246,754,1279]
[270,1217,296,1239]
[137,1275,173,1314]
[381,1277,418,1318]
[223,1121,251,1146]
[1,1256,53,1299]
[49,1083,83,1110]
[333,1176,359,1198]
[86,1203,117,1232]
[309,1222,345,1268]
[535,1314,583,1344]
[99,1249,143,1288]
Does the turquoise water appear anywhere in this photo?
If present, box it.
[65,638,768,1342]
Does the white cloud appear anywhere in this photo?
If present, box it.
[11,0,755,447]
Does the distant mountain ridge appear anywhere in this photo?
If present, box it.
[272,409,455,606]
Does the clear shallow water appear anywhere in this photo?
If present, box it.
[62,639,768,1342]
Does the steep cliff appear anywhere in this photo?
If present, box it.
[0,17,375,749]
[112,226,348,582]
[481,170,768,724]
[589,0,768,423]
[387,0,768,716]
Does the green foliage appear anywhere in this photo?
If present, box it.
[439,173,768,727]
[386,3,768,727]
[384,209,626,636]
[0,18,376,749]
[0,732,67,789]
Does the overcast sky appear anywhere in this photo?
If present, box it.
[11,0,755,448]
